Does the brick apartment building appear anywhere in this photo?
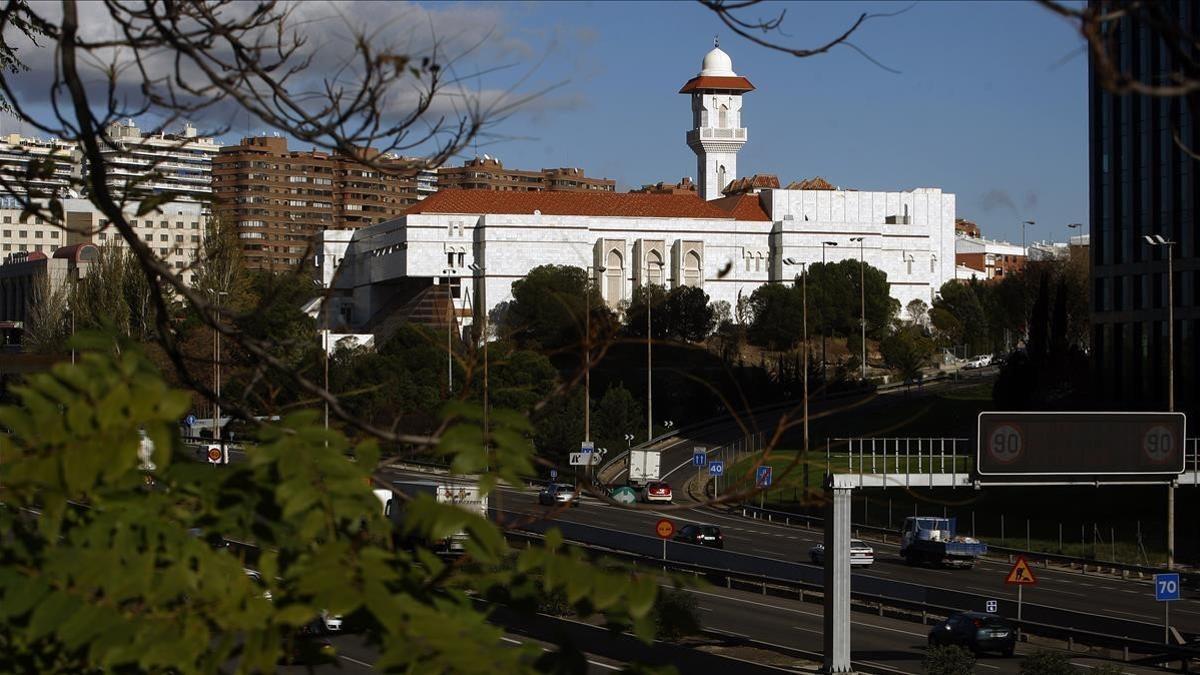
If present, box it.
[437,156,615,193]
[212,136,436,271]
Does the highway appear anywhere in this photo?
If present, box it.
[476,483,1200,641]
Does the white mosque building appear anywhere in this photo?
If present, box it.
[314,45,956,342]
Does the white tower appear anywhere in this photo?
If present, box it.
[680,41,754,201]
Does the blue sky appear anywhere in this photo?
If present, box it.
[447,1,1089,245]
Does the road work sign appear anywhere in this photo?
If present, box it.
[1005,556,1037,585]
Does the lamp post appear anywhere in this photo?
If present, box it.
[469,263,489,461]
[583,265,606,444]
[848,237,866,380]
[1021,220,1035,256]
[820,242,837,381]
[441,268,458,395]
[646,259,664,443]
[212,290,228,441]
[1143,233,1176,569]
[784,257,809,489]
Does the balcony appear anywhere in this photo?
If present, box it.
[686,127,747,144]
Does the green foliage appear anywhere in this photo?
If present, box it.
[652,588,702,640]
[932,281,989,355]
[747,282,804,350]
[924,645,977,675]
[0,339,661,673]
[807,260,898,340]
[626,285,715,342]
[1018,649,1079,675]
[623,283,671,340]
[500,265,610,350]
[880,325,935,381]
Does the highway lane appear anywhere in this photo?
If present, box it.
[475,484,1200,640]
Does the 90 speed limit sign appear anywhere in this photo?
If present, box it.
[1142,425,1177,464]
[987,424,1023,464]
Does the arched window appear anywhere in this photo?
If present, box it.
[719,104,728,128]
[605,249,624,305]
[684,250,702,287]
[717,165,726,192]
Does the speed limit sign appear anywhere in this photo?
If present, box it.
[206,444,226,465]
[988,424,1023,464]
[1143,425,1177,464]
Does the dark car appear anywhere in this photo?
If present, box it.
[674,524,724,549]
[928,611,1015,656]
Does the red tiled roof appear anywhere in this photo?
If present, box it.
[709,193,771,222]
[678,76,756,94]
[405,189,741,219]
[786,176,837,190]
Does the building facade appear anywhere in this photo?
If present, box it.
[0,243,98,326]
[681,44,753,201]
[313,46,956,341]
[212,136,436,271]
[0,198,207,284]
[0,135,81,199]
[437,156,615,193]
[99,120,221,202]
[1089,2,1200,415]
[955,234,1026,280]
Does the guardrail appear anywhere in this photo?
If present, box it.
[504,528,1200,670]
[733,503,1200,586]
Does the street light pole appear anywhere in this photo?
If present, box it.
[1021,220,1035,256]
[442,269,456,395]
[1144,234,1176,569]
[646,261,663,443]
[583,265,605,444]
[820,241,837,381]
[849,237,866,380]
[469,264,490,463]
[213,290,228,442]
[784,258,809,490]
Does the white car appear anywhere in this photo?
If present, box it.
[538,483,579,507]
[644,481,673,503]
[809,539,875,566]
[963,355,992,369]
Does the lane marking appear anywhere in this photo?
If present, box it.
[338,654,374,668]
[501,636,621,671]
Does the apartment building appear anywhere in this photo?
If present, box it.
[99,120,222,202]
[437,156,615,192]
[0,198,206,283]
[213,136,436,271]
[0,134,81,198]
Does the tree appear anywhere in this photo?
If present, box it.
[0,342,661,673]
[808,260,898,341]
[924,645,976,675]
[747,282,803,350]
[590,384,643,457]
[623,283,671,340]
[905,298,929,327]
[662,285,716,342]
[880,325,935,382]
[932,281,989,355]
[1017,650,1079,675]
[501,265,609,352]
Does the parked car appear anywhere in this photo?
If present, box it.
[808,539,875,566]
[644,481,673,503]
[963,355,991,369]
[673,523,724,548]
[538,483,579,507]
[928,612,1016,656]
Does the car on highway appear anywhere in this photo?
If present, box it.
[674,523,724,548]
[538,483,579,507]
[928,611,1015,657]
[962,355,992,369]
[643,481,673,503]
[808,539,875,566]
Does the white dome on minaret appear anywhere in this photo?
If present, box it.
[699,46,737,77]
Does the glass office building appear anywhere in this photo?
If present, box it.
[1090,1,1199,417]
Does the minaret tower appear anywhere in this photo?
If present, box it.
[680,39,755,201]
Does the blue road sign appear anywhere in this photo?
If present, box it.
[581,441,594,453]
[692,448,707,467]
[709,460,724,476]
[756,465,773,488]
[185,414,197,426]
[1155,573,1181,601]
[549,469,558,480]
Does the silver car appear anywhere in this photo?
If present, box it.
[809,539,875,566]
[538,483,579,507]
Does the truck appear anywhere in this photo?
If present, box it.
[628,449,661,487]
[378,479,488,554]
[899,516,987,568]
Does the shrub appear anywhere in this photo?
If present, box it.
[652,589,702,640]
[924,645,976,675]
[1018,650,1078,675]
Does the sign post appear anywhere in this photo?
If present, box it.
[709,460,724,499]
[1155,572,1180,644]
[655,518,674,561]
[756,465,773,509]
[1005,555,1037,634]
